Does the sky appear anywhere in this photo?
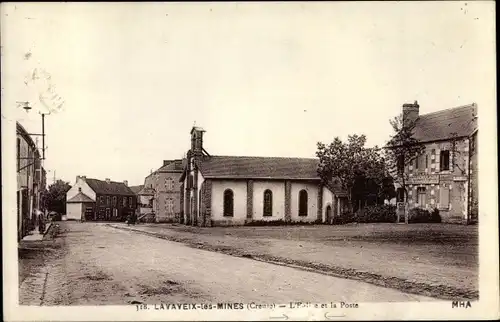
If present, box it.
[1,2,496,187]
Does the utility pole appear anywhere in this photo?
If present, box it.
[42,113,46,160]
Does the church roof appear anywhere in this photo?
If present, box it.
[412,104,477,143]
[194,155,321,180]
[67,192,94,203]
[85,178,136,196]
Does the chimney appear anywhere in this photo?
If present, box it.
[123,180,128,186]
[402,100,420,126]
[105,178,111,184]
[190,126,205,157]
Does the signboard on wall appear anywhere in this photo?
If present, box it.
[407,174,439,185]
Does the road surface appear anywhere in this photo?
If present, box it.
[20,222,434,305]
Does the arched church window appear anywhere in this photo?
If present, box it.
[223,189,234,217]
[263,189,273,217]
[299,189,308,216]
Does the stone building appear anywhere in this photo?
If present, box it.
[66,176,136,221]
[394,102,478,224]
[142,160,184,223]
[179,127,347,227]
[17,122,47,240]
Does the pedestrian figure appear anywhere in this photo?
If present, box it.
[38,211,45,234]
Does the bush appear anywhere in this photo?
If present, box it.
[332,211,356,225]
[408,207,441,223]
[354,204,397,223]
[430,208,442,223]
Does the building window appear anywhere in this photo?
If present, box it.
[129,197,133,207]
[425,155,428,168]
[112,196,117,206]
[123,197,127,207]
[166,198,174,214]
[440,150,450,171]
[263,189,273,217]
[298,190,308,216]
[165,178,174,191]
[188,175,195,189]
[223,189,234,217]
[439,184,450,209]
[417,187,426,206]
[100,196,105,204]
[106,196,110,205]
[414,154,419,169]
[105,208,111,219]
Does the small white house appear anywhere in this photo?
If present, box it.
[66,187,94,220]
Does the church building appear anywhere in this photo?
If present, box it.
[179,127,347,227]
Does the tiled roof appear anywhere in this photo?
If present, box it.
[129,185,144,194]
[412,104,477,143]
[85,178,136,196]
[325,180,349,197]
[157,159,185,172]
[67,192,94,203]
[196,156,321,180]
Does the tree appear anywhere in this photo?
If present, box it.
[380,176,397,202]
[44,180,71,214]
[385,114,425,223]
[317,134,387,213]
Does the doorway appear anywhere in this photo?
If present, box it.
[325,205,332,224]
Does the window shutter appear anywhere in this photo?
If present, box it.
[439,185,450,208]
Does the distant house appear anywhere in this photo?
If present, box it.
[129,185,144,195]
[131,185,155,218]
[142,160,184,223]
[66,176,136,221]
[179,126,348,227]
[391,102,478,224]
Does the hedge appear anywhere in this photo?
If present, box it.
[332,205,441,224]
[407,207,441,223]
[354,204,397,223]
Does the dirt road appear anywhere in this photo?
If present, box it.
[20,222,434,305]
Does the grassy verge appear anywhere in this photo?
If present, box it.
[109,224,478,301]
